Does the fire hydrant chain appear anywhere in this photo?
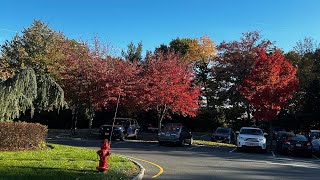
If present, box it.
[96,140,111,172]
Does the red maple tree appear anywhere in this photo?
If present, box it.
[142,52,201,130]
[93,59,145,112]
[238,49,299,121]
[59,40,144,131]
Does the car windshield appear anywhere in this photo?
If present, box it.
[106,119,129,125]
[115,119,128,126]
[216,128,230,134]
[310,132,320,139]
[163,126,181,132]
[240,129,263,135]
[289,135,307,141]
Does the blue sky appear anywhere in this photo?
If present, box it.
[1,0,319,55]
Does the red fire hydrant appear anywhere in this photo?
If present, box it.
[96,140,111,172]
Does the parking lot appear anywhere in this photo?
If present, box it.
[48,131,320,180]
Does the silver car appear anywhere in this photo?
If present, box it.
[158,123,193,146]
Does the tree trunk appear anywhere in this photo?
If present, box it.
[157,104,167,133]
[71,108,77,136]
[74,108,78,135]
[88,114,93,134]
[246,102,251,124]
[158,119,162,134]
[204,83,210,109]
[269,121,273,152]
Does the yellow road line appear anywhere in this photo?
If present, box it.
[127,156,164,178]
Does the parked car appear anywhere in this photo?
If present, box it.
[211,127,236,144]
[147,124,159,132]
[158,123,193,146]
[236,127,267,152]
[272,127,286,139]
[276,132,312,157]
[309,130,320,141]
[309,130,320,154]
[99,118,140,140]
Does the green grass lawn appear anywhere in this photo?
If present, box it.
[193,140,236,148]
[0,144,139,180]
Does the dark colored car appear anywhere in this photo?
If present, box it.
[272,127,286,140]
[309,130,320,141]
[276,132,312,157]
[309,130,320,154]
[158,123,193,146]
[211,127,235,144]
[99,118,140,140]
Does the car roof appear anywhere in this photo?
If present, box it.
[280,132,295,136]
[310,130,320,132]
[165,123,183,127]
[217,127,231,129]
[288,134,307,139]
[240,127,262,130]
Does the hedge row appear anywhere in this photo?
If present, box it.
[0,121,48,151]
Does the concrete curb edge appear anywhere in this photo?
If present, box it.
[118,155,145,180]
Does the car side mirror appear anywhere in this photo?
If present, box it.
[264,133,268,136]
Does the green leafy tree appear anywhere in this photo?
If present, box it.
[121,42,143,62]
[156,35,216,108]
[213,31,274,125]
[0,20,66,120]
[0,68,65,120]
[284,37,320,131]
[1,20,65,77]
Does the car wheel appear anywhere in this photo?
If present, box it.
[119,133,125,141]
[237,147,242,152]
[211,137,216,142]
[306,152,313,158]
[188,138,193,146]
[261,148,267,153]
[180,139,185,146]
[134,130,139,140]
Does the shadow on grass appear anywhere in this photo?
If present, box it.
[0,166,128,180]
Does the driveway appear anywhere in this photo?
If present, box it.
[47,137,320,180]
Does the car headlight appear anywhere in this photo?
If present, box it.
[259,138,266,142]
[158,132,165,136]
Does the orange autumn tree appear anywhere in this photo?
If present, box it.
[238,49,299,121]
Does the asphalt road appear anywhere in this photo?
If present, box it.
[47,137,320,180]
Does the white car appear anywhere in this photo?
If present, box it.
[236,127,267,152]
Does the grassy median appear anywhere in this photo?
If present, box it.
[193,140,236,148]
[0,144,139,180]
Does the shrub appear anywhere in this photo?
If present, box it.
[0,121,48,151]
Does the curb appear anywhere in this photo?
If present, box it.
[118,155,145,180]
